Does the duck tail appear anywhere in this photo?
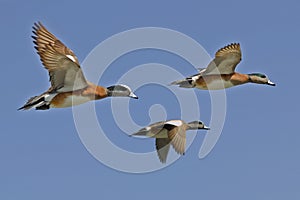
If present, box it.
[18,94,50,110]
[170,78,195,88]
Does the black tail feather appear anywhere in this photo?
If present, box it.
[18,95,49,110]
[36,104,50,110]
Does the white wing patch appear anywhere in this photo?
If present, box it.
[166,120,183,127]
[198,68,207,73]
[66,55,76,63]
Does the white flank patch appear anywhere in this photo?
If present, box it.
[44,93,56,102]
[64,95,91,106]
[66,55,76,62]
[166,120,183,127]
[192,75,199,82]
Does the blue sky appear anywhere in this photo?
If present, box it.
[1,0,300,199]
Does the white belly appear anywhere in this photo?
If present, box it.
[64,95,91,107]
[50,95,92,108]
[196,79,235,90]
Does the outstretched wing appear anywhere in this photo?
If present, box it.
[32,22,88,92]
[155,138,171,163]
[168,127,186,155]
[202,43,242,75]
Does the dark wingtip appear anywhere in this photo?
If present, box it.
[32,21,43,32]
[32,22,39,31]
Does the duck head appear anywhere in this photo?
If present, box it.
[107,84,138,99]
[248,73,275,86]
[187,121,210,130]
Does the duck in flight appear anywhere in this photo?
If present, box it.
[171,43,276,90]
[19,22,138,110]
[131,120,210,163]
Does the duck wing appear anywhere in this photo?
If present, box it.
[155,138,171,163]
[131,121,168,137]
[168,127,186,155]
[32,22,88,92]
[202,43,242,75]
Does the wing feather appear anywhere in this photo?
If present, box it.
[168,127,186,155]
[156,138,171,163]
[32,22,88,92]
[202,43,242,75]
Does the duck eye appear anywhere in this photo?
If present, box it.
[261,75,266,78]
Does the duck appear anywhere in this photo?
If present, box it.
[131,120,210,163]
[171,43,276,90]
[19,22,138,110]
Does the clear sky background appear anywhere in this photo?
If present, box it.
[1,0,299,199]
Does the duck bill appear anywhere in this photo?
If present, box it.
[267,80,276,86]
[129,92,138,99]
[203,126,210,130]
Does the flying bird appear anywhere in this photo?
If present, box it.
[131,120,210,163]
[19,22,138,110]
[171,43,275,90]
